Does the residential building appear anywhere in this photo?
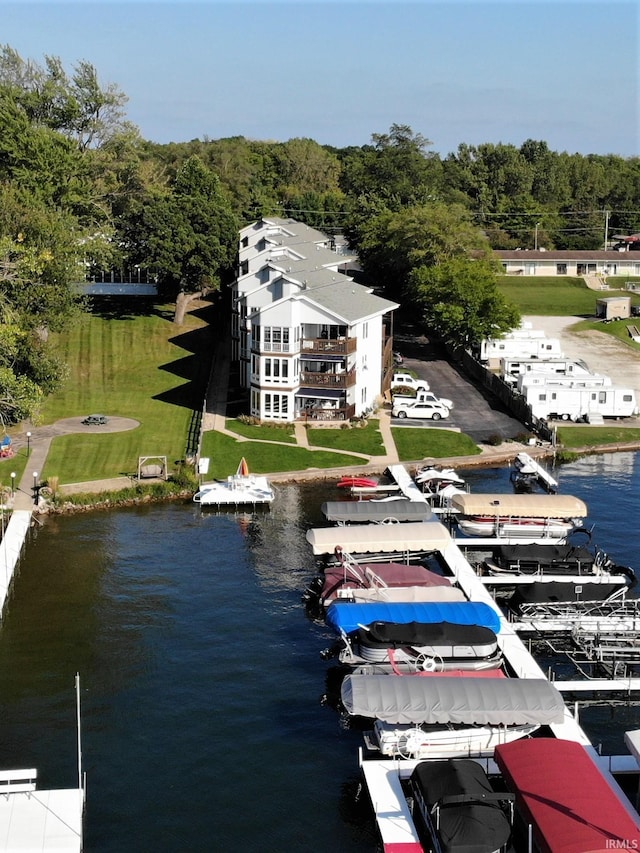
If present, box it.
[231,217,398,422]
[496,249,640,278]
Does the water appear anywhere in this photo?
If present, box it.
[0,452,638,852]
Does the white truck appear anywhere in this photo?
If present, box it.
[390,373,454,410]
[523,383,638,422]
[390,372,430,393]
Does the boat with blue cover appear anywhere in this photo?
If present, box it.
[324,600,502,635]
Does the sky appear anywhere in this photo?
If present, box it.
[2,0,638,157]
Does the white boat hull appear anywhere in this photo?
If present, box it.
[371,719,540,759]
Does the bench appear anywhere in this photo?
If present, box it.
[0,768,37,794]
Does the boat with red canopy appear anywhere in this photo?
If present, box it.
[494,738,640,852]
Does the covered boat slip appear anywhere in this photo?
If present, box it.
[344,621,501,668]
[410,759,513,853]
[451,493,588,519]
[320,498,432,524]
[487,542,599,575]
[341,674,566,726]
[325,600,502,635]
[506,580,626,615]
[318,561,463,606]
[495,738,640,851]
[306,519,451,557]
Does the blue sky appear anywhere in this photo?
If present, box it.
[2,1,638,156]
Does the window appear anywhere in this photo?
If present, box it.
[556,263,567,275]
[263,357,289,382]
[264,393,289,418]
[623,394,633,402]
[241,236,248,248]
[240,260,248,276]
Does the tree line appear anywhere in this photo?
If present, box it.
[0,46,638,423]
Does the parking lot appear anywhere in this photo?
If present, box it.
[392,336,525,442]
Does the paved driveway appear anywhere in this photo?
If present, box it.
[393,336,525,442]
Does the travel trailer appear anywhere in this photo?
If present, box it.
[500,356,592,381]
[480,334,563,363]
[516,372,612,392]
[523,383,638,421]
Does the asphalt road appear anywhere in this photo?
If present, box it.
[392,335,526,442]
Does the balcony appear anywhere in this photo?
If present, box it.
[301,337,357,356]
[300,368,356,389]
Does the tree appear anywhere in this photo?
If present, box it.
[120,156,238,321]
[350,202,493,300]
[407,258,520,350]
[0,45,129,151]
[340,124,442,209]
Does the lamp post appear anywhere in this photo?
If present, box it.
[26,431,31,457]
[10,472,15,498]
[33,471,38,506]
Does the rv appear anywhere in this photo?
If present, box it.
[523,383,638,422]
[480,335,563,364]
[500,356,592,381]
[516,372,612,392]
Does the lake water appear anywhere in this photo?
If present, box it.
[0,452,638,852]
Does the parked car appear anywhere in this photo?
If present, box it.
[82,414,108,425]
[392,400,450,420]
[392,389,454,410]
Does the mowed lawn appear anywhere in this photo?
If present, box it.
[497,276,640,316]
[39,302,213,484]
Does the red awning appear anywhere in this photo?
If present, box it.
[495,739,640,853]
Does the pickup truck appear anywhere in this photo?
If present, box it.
[390,372,430,393]
[392,388,454,410]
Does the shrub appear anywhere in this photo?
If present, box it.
[486,432,503,446]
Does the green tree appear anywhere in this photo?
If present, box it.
[407,258,520,349]
[352,202,493,300]
[120,156,238,320]
[0,46,129,151]
[340,123,442,209]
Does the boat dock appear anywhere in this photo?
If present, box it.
[0,437,86,851]
[0,510,32,617]
[343,523,640,846]
[0,769,84,853]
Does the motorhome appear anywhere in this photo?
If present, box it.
[523,383,638,421]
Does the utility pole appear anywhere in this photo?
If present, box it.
[604,210,610,250]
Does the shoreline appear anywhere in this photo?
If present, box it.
[36,439,640,514]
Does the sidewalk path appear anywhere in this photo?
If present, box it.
[10,417,139,508]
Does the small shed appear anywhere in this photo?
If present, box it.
[595,295,631,320]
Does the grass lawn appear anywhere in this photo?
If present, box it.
[557,426,640,449]
[569,318,640,350]
[224,419,296,443]
[200,429,364,478]
[38,301,213,484]
[497,276,640,317]
[306,421,385,455]
[391,427,481,462]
